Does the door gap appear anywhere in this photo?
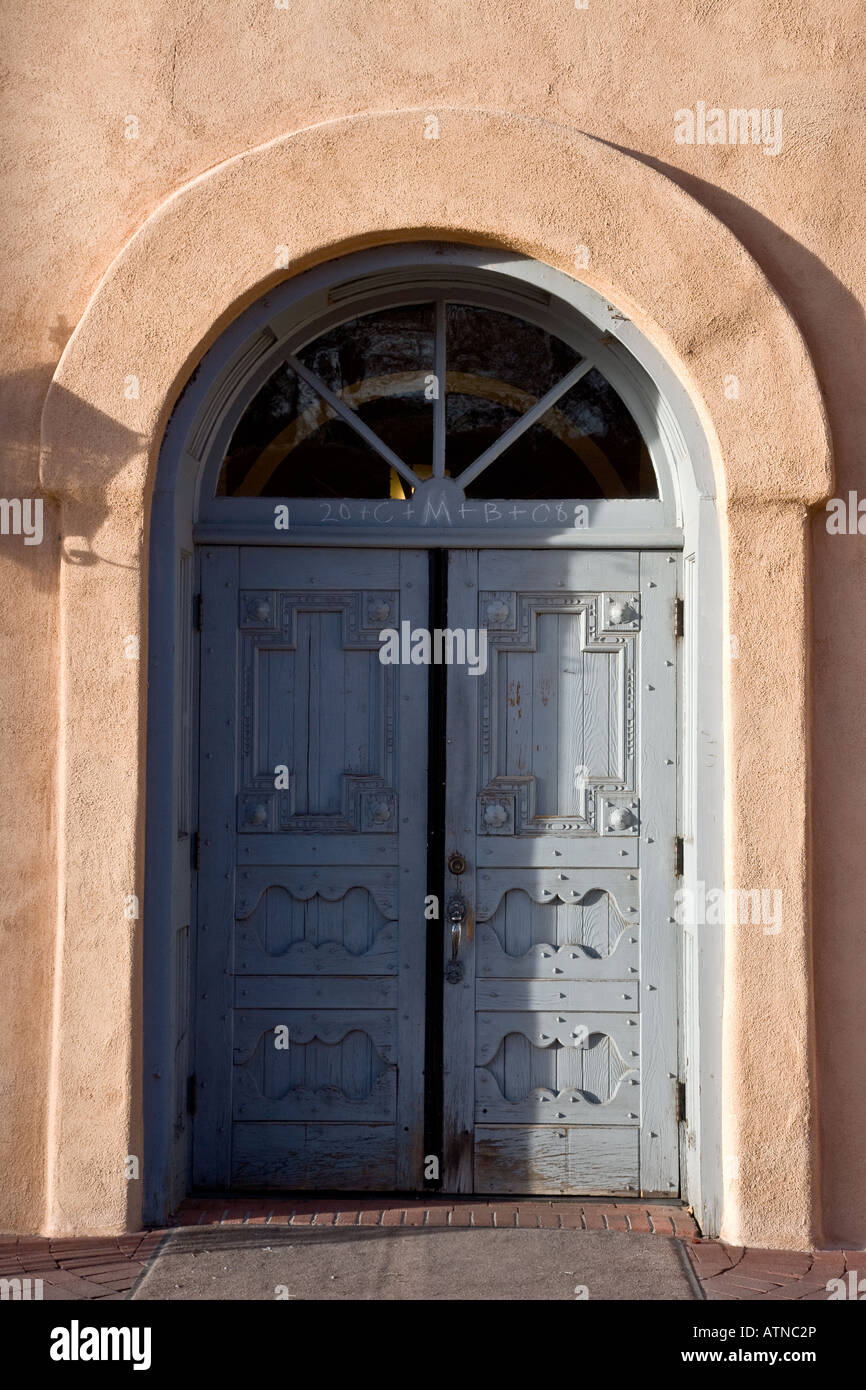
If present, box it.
[423,548,448,1188]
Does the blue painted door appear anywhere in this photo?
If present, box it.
[192,547,428,1189]
[443,550,679,1197]
[192,545,678,1196]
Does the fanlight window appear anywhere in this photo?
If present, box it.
[216,301,657,500]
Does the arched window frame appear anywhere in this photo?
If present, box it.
[184,249,688,547]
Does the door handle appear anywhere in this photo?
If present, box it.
[446,894,467,960]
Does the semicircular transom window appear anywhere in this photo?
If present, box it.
[216,301,658,500]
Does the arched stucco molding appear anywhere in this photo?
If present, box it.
[42,109,831,510]
[39,108,831,1245]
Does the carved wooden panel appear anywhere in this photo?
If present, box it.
[237,588,398,834]
[234,876,398,977]
[233,1013,397,1122]
[475,1024,639,1124]
[476,876,639,979]
[478,589,638,837]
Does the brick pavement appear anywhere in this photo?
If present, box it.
[2,1199,863,1301]
[0,1231,163,1301]
[685,1239,865,1301]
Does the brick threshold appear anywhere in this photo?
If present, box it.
[168,1193,696,1236]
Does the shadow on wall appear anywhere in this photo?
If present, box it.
[595,141,862,456]
[3,318,139,583]
[597,144,866,1248]
[19,369,147,581]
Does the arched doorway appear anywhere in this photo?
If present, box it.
[40,109,831,1245]
[146,243,719,1213]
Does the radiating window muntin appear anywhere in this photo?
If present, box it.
[216,294,658,502]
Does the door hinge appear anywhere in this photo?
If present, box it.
[191,831,201,871]
[674,596,684,639]
[186,1074,197,1116]
[676,1078,686,1125]
[675,835,684,876]
[194,593,203,631]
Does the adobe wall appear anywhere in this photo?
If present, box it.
[1,2,861,1247]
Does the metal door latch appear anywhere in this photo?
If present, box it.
[445,894,467,983]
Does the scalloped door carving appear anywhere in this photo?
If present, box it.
[476,881,639,979]
[236,883,398,975]
[475,1027,639,1123]
[233,1018,397,1122]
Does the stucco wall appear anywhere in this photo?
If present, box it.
[1,1,863,1247]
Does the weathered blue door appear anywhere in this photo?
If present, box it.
[192,547,429,1189]
[442,549,679,1197]
[192,544,678,1196]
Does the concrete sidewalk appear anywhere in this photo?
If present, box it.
[130,1225,701,1301]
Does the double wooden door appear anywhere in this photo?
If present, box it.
[192,545,679,1196]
